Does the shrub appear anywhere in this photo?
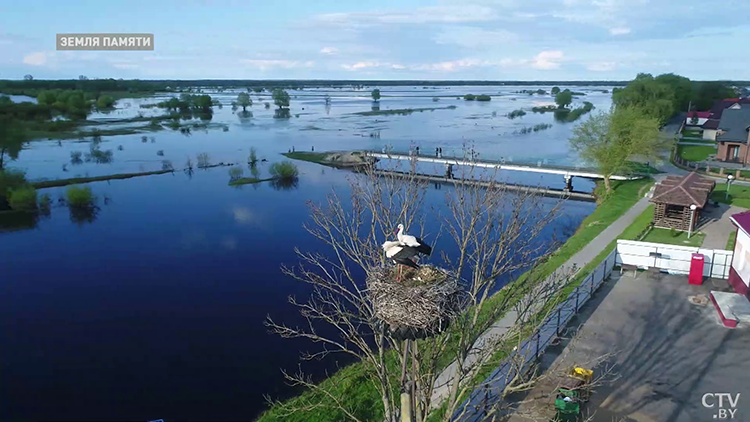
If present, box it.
[229,166,244,181]
[0,170,28,199]
[161,160,174,171]
[475,94,491,101]
[70,151,83,165]
[464,94,476,101]
[66,185,95,208]
[157,150,164,156]
[248,147,258,165]
[141,135,148,143]
[196,152,211,169]
[269,161,299,181]
[432,97,439,102]
[507,109,526,119]
[8,186,37,211]
[117,145,124,151]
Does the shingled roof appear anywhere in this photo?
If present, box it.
[716,106,750,143]
[650,172,715,208]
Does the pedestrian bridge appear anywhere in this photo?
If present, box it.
[364,151,640,185]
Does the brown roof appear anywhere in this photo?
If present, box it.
[650,172,716,208]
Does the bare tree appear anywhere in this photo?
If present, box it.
[266,151,580,422]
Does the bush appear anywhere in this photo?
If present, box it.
[464,94,476,101]
[196,152,211,169]
[161,160,174,171]
[0,170,28,199]
[66,185,95,208]
[475,94,491,101]
[157,150,164,156]
[269,161,299,181]
[248,147,258,165]
[229,166,244,181]
[507,109,526,119]
[8,186,37,211]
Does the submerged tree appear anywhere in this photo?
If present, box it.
[555,89,573,109]
[371,88,381,102]
[237,92,252,111]
[265,154,589,422]
[272,89,290,109]
[570,107,662,193]
[0,118,27,171]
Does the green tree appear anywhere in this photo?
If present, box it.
[655,73,692,114]
[272,89,290,109]
[371,88,381,102]
[555,89,572,109]
[570,107,661,193]
[0,118,27,171]
[692,82,736,111]
[23,74,33,81]
[96,95,115,109]
[37,90,57,105]
[551,86,561,95]
[612,73,676,124]
[193,95,213,111]
[236,92,252,111]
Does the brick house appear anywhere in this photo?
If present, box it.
[715,106,750,164]
[702,98,750,141]
[650,172,715,231]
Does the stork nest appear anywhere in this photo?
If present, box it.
[367,265,466,337]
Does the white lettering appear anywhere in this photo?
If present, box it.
[728,408,738,418]
[142,37,150,47]
[103,37,110,47]
[728,393,741,408]
[91,37,99,47]
[60,37,67,47]
[128,38,135,47]
[74,37,84,46]
[718,408,728,419]
[117,36,127,46]
[703,393,715,408]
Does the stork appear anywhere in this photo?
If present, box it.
[396,224,432,256]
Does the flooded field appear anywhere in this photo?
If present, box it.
[1,84,608,421]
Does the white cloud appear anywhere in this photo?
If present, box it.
[320,46,338,55]
[411,59,489,72]
[341,61,383,71]
[433,27,519,48]
[587,61,616,71]
[314,5,497,27]
[391,64,405,69]
[531,50,564,69]
[23,51,49,66]
[240,59,313,70]
[609,26,631,35]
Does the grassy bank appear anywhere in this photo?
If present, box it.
[31,169,174,189]
[352,106,456,116]
[256,177,653,421]
[229,177,277,186]
[281,151,329,164]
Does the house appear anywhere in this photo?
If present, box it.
[715,106,750,164]
[685,110,710,127]
[702,98,750,140]
[650,172,715,231]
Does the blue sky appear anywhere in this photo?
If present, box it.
[2,0,749,80]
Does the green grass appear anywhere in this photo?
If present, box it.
[726,230,737,251]
[228,177,276,186]
[676,145,715,162]
[641,227,705,247]
[352,106,456,116]
[8,186,38,211]
[66,185,95,208]
[682,129,703,138]
[625,161,663,175]
[712,183,750,209]
[269,161,299,180]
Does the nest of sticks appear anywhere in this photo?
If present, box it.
[367,265,466,339]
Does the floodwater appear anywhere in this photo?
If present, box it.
[1,85,608,421]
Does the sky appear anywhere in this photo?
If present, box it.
[2,0,750,81]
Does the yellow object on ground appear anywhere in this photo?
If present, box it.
[570,367,593,382]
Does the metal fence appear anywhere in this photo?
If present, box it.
[452,248,617,422]
[615,239,733,279]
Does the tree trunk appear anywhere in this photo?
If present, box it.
[604,175,612,193]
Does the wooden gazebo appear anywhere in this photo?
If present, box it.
[650,172,715,231]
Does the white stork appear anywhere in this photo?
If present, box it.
[381,241,420,269]
[396,224,432,256]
